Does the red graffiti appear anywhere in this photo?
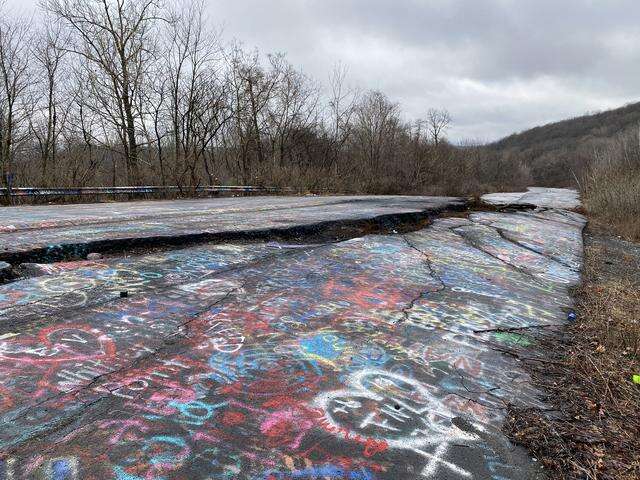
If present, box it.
[220,411,246,426]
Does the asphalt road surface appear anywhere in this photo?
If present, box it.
[0,191,585,479]
[481,187,581,210]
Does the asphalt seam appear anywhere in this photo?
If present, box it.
[473,324,566,334]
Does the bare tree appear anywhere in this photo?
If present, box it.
[352,90,402,176]
[164,0,230,188]
[139,69,169,185]
[43,0,163,185]
[426,108,451,147]
[227,45,280,182]
[265,55,320,170]
[322,63,357,175]
[0,2,31,197]
[29,19,71,185]
[0,0,542,198]
[62,71,103,186]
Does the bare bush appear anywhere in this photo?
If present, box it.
[583,128,640,239]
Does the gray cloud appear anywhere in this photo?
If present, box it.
[8,0,640,141]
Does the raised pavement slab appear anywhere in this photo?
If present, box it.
[0,196,464,263]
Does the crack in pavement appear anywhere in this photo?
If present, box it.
[489,346,567,366]
[448,225,554,290]
[396,234,448,325]
[494,226,579,271]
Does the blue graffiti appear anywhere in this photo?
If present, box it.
[263,465,375,479]
[300,334,346,361]
[50,459,75,480]
[168,400,226,426]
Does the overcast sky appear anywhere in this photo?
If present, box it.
[7,0,640,142]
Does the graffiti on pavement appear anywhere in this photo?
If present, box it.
[0,206,585,479]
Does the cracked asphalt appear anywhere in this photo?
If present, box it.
[0,191,585,479]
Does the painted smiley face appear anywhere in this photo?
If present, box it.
[314,369,478,450]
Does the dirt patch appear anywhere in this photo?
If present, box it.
[505,224,640,479]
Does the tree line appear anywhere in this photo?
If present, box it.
[0,0,533,199]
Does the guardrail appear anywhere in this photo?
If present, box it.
[0,185,295,197]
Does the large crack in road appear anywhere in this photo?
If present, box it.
[0,190,584,479]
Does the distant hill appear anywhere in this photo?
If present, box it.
[493,101,640,152]
[489,101,640,186]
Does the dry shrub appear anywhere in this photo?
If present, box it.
[583,130,640,240]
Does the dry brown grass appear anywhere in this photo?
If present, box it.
[582,131,640,241]
[584,173,640,240]
[505,228,640,480]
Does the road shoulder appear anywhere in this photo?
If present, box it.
[505,224,640,479]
